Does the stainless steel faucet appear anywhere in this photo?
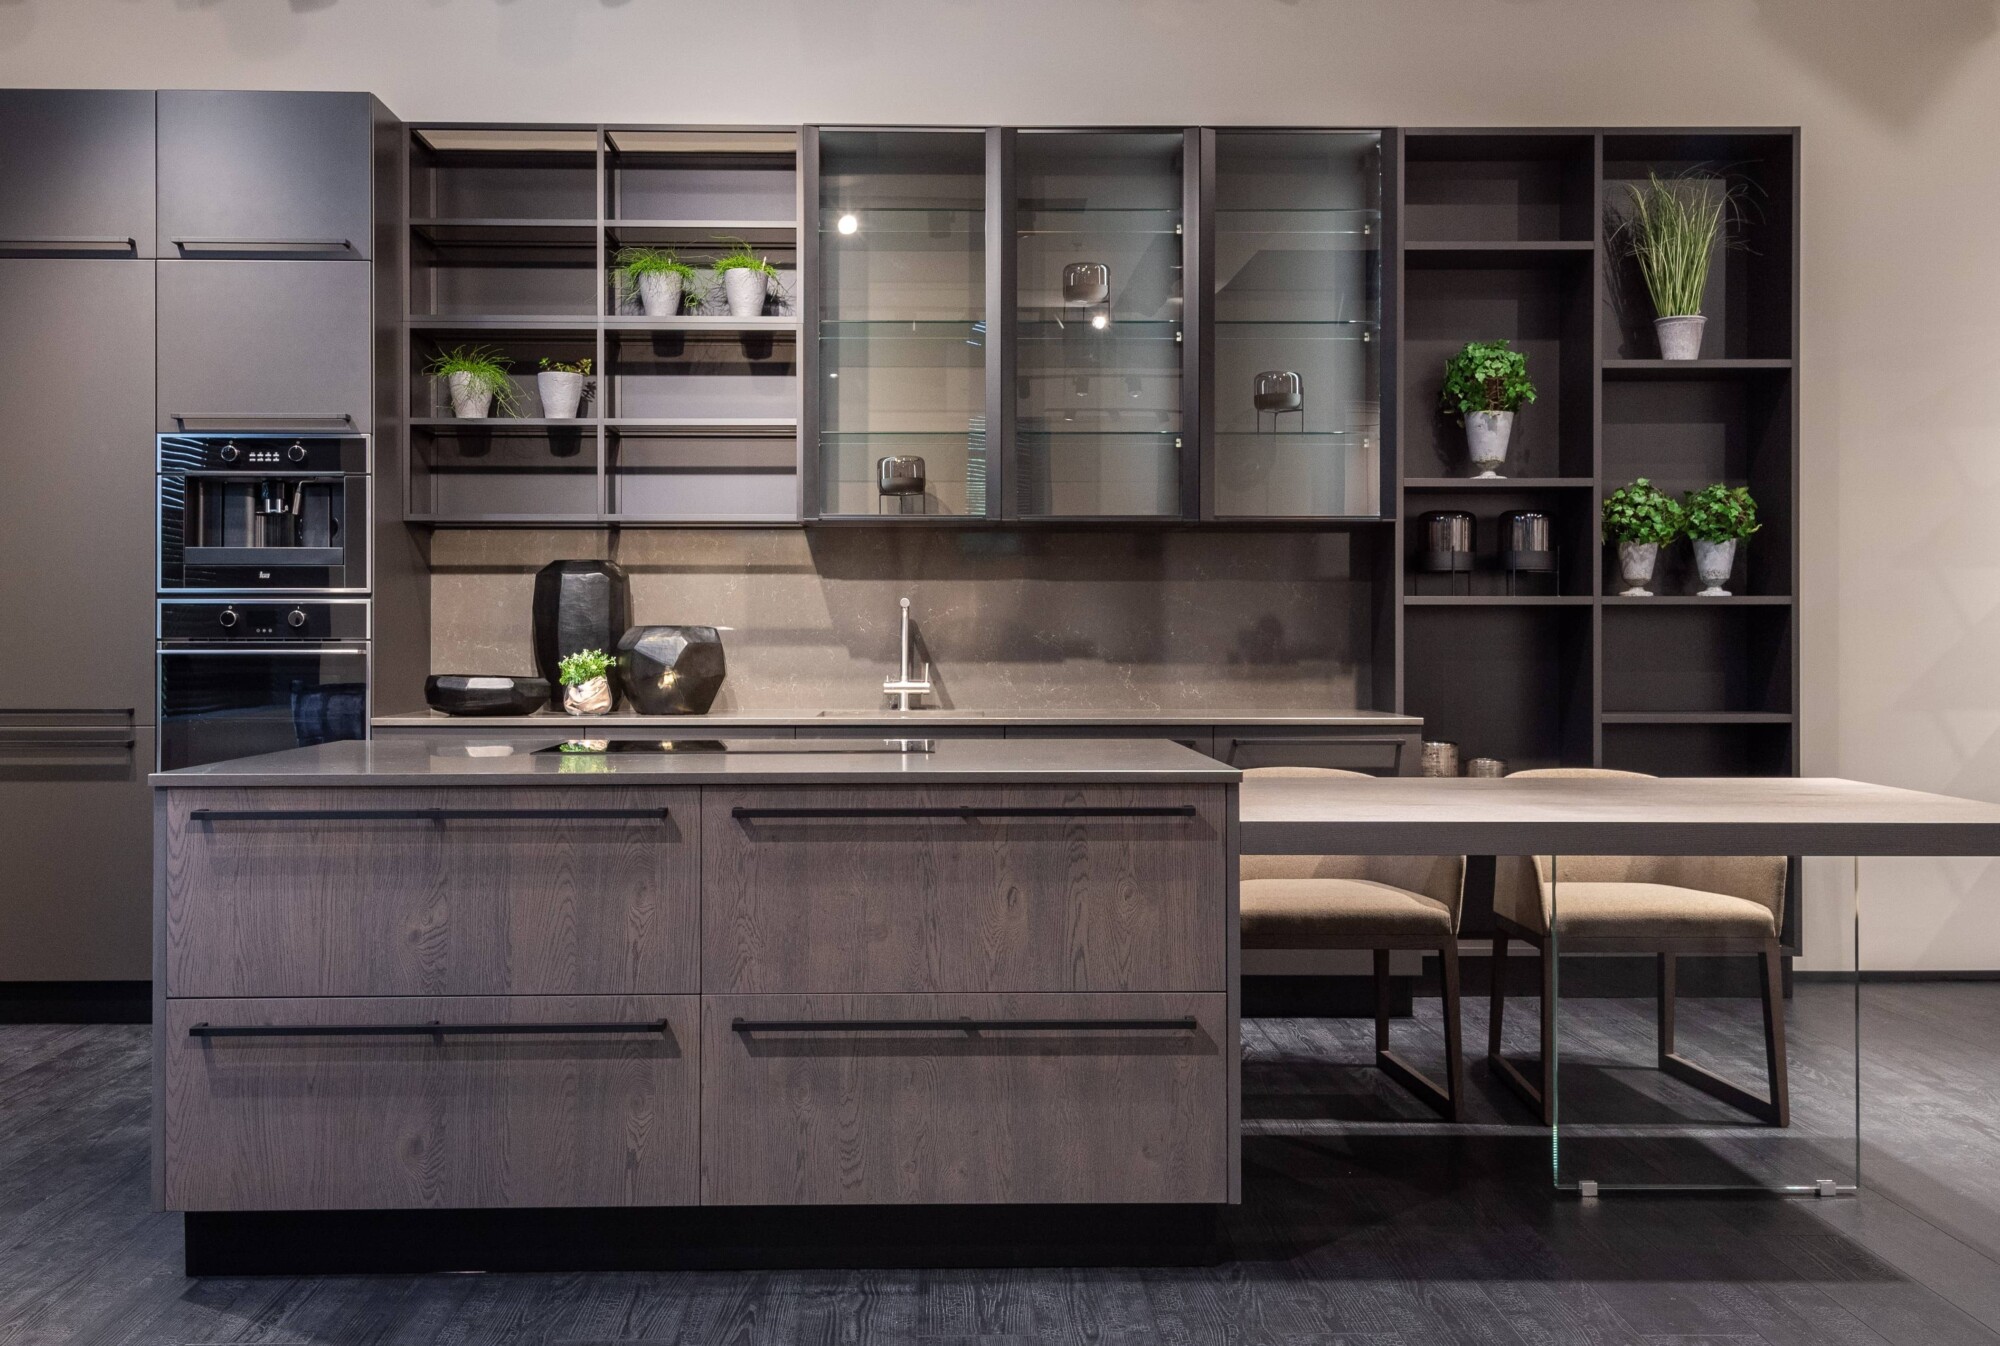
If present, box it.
[881,596,934,711]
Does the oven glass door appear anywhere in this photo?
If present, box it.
[157,646,370,771]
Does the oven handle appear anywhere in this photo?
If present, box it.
[157,647,371,657]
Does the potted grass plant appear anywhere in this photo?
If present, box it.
[536,356,593,420]
[1602,477,1684,597]
[1614,170,1746,360]
[557,647,615,716]
[424,345,518,418]
[710,237,784,319]
[1439,340,1536,478]
[1683,483,1759,596]
[616,246,701,318]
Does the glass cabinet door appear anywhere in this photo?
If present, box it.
[816,130,988,517]
[1210,131,1383,519]
[1014,131,1187,518]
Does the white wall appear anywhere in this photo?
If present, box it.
[5,0,1998,969]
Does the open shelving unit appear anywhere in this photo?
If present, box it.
[1393,127,1800,779]
[400,125,802,526]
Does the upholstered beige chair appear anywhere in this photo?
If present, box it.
[1490,767,1789,1127]
[1241,767,1468,1120]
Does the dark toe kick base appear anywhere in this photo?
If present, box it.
[184,1204,1227,1275]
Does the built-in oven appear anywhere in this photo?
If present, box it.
[157,600,370,771]
[158,433,370,593]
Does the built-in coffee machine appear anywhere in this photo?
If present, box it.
[155,432,373,769]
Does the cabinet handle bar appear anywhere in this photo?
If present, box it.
[732,1016,1199,1033]
[187,807,670,823]
[189,1020,671,1039]
[730,805,1197,821]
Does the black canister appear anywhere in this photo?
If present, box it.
[1499,510,1557,574]
[1418,511,1475,573]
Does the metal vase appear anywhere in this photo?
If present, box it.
[1654,314,1706,361]
[1421,741,1461,778]
[1617,540,1660,597]
[722,268,768,318]
[636,270,683,318]
[1465,410,1513,478]
[1693,538,1737,596]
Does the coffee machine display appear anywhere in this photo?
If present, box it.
[158,433,370,592]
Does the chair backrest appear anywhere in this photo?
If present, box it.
[1239,766,1465,920]
[1495,767,1787,927]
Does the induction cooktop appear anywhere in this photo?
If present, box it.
[534,737,937,755]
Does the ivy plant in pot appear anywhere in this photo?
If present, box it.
[710,238,783,319]
[536,357,593,420]
[1602,477,1684,597]
[1440,340,1536,478]
[556,647,615,716]
[616,246,701,318]
[1683,483,1759,597]
[424,345,518,419]
[1614,170,1747,361]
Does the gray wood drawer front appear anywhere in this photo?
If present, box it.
[701,993,1228,1205]
[164,996,697,1211]
[702,785,1229,994]
[164,788,699,997]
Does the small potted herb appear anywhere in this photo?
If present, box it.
[710,237,783,319]
[556,647,615,716]
[1602,478,1684,597]
[1682,483,1759,596]
[1612,170,1747,360]
[1439,340,1536,478]
[536,356,593,420]
[616,246,702,318]
[424,345,518,419]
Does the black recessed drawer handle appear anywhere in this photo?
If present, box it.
[0,236,137,254]
[0,731,135,748]
[1233,735,1409,748]
[731,1016,1199,1033]
[189,1020,670,1039]
[730,805,1198,821]
[171,237,354,253]
[187,807,670,823]
[171,413,356,429]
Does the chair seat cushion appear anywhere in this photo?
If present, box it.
[1241,877,1455,945]
[1548,883,1778,939]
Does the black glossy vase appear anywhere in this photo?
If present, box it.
[615,625,726,715]
[424,674,552,717]
[531,560,630,709]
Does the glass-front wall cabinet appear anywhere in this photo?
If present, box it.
[816,130,987,517]
[1014,131,1187,518]
[1210,131,1383,519]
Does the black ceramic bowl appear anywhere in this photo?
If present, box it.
[424,674,552,716]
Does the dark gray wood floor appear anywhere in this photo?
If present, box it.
[4,985,1998,1345]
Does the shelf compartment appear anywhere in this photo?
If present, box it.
[409,129,597,223]
[817,428,989,519]
[409,331,598,420]
[605,328,798,423]
[1602,358,1794,380]
[1602,719,1795,776]
[408,231,596,320]
[1601,132,1796,361]
[410,219,596,245]
[819,322,984,436]
[1404,240,1595,268]
[608,244,800,320]
[1211,432,1381,520]
[1404,604,1594,771]
[1013,429,1182,519]
[1405,595,1592,607]
[1405,476,1592,490]
[1601,603,1793,716]
[1404,483,1594,599]
[409,423,600,521]
[1401,252,1593,480]
[1599,369,1793,596]
[608,220,797,249]
[607,425,798,523]
[1402,132,1596,243]
[606,129,797,223]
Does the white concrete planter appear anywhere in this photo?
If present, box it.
[721,267,769,319]
[1465,410,1514,478]
[1654,314,1706,361]
[563,675,612,715]
[447,371,495,418]
[1617,540,1660,597]
[1693,538,1737,596]
[537,370,586,420]
[636,271,683,318]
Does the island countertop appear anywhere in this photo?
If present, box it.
[150,733,1244,788]
[372,707,1422,730]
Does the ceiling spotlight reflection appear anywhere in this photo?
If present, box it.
[836,213,859,235]
[1090,312,1109,330]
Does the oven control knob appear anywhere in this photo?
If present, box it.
[286,607,308,629]
[217,607,240,629]
[218,442,241,464]
[286,442,307,464]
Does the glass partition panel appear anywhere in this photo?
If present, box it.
[1539,852,1859,1194]
[1014,131,1185,518]
[817,130,987,517]
[1212,131,1383,519]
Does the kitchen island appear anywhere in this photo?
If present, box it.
[152,735,1239,1271]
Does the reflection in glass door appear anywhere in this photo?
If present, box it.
[1210,131,1383,519]
[1014,131,1187,518]
[816,130,988,517]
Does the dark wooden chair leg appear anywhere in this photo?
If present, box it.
[1657,951,1678,1066]
[1536,932,1557,1127]
[1487,923,1550,1124]
[1375,944,1460,1122]
[1373,948,1392,1056]
[1761,937,1791,1128]
[1655,937,1791,1127]
[1488,931,1509,1060]
[1439,941,1465,1122]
